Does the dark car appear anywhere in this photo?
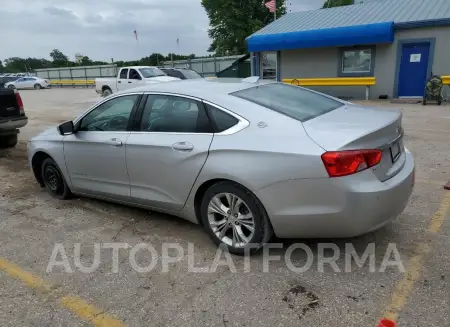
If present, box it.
[160,68,203,80]
[0,76,20,89]
[0,88,28,148]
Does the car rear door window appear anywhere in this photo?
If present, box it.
[204,103,239,133]
[129,69,141,80]
[119,69,128,79]
[139,94,212,133]
[231,83,343,122]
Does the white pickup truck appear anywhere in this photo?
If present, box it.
[95,66,180,97]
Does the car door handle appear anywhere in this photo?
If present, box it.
[172,142,194,152]
[105,138,122,147]
[128,81,132,83]
[118,81,121,83]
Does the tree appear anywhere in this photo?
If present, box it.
[80,56,93,66]
[322,0,354,8]
[202,0,286,56]
[50,49,69,66]
[0,51,202,72]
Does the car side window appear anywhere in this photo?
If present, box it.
[119,69,128,79]
[129,69,141,80]
[204,103,239,133]
[139,94,212,133]
[79,95,139,132]
[170,70,185,79]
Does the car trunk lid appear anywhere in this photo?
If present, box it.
[303,103,404,181]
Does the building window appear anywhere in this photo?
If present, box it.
[260,52,277,80]
[338,46,375,77]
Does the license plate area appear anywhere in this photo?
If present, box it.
[390,141,401,163]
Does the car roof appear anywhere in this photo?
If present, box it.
[161,68,192,71]
[115,78,276,102]
[120,66,161,70]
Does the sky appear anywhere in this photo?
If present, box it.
[0,0,325,62]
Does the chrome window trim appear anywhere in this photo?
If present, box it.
[73,92,144,125]
[139,92,250,135]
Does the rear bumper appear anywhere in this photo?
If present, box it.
[256,150,415,238]
[0,116,28,131]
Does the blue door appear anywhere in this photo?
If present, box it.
[398,42,430,97]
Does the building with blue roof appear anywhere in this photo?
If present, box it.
[247,0,450,99]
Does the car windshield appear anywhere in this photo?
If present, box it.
[139,67,166,78]
[231,83,343,122]
[181,70,202,79]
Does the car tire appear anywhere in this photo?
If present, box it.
[0,134,18,148]
[34,84,42,90]
[41,158,72,200]
[200,181,273,255]
[102,88,112,97]
[8,85,15,89]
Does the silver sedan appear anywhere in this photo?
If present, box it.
[27,78,415,254]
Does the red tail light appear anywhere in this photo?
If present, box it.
[14,90,25,115]
[321,150,382,177]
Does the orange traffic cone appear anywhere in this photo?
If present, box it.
[378,318,396,327]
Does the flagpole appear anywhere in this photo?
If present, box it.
[274,0,277,20]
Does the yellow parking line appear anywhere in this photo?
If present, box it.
[0,258,126,327]
[382,191,450,321]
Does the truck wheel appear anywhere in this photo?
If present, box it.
[102,88,112,97]
[0,135,18,148]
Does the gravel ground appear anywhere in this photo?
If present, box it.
[0,88,449,327]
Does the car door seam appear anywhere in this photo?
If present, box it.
[181,134,215,209]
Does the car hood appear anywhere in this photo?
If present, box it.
[32,126,60,140]
[144,76,180,82]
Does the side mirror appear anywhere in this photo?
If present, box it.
[58,121,75,135]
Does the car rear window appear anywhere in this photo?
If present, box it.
[231,83,343,122]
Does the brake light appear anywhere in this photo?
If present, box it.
[14,90,25,115]
[321,150,382,177]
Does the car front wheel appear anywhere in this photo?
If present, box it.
[102,88,112,97]
[34,84,42,90]
[200,181,273,255]
[41,158,72,200]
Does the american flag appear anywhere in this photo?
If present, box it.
[264,0,276,13]
[133,30,138,41]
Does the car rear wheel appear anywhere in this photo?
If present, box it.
[200,181,273,255]
[0,135,18,148]
[41,158,72,200]
[8,85,15,89]
[102,88,112,97]
[34,84,42,90]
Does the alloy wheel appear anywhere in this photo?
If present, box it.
[207,192,255,248]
